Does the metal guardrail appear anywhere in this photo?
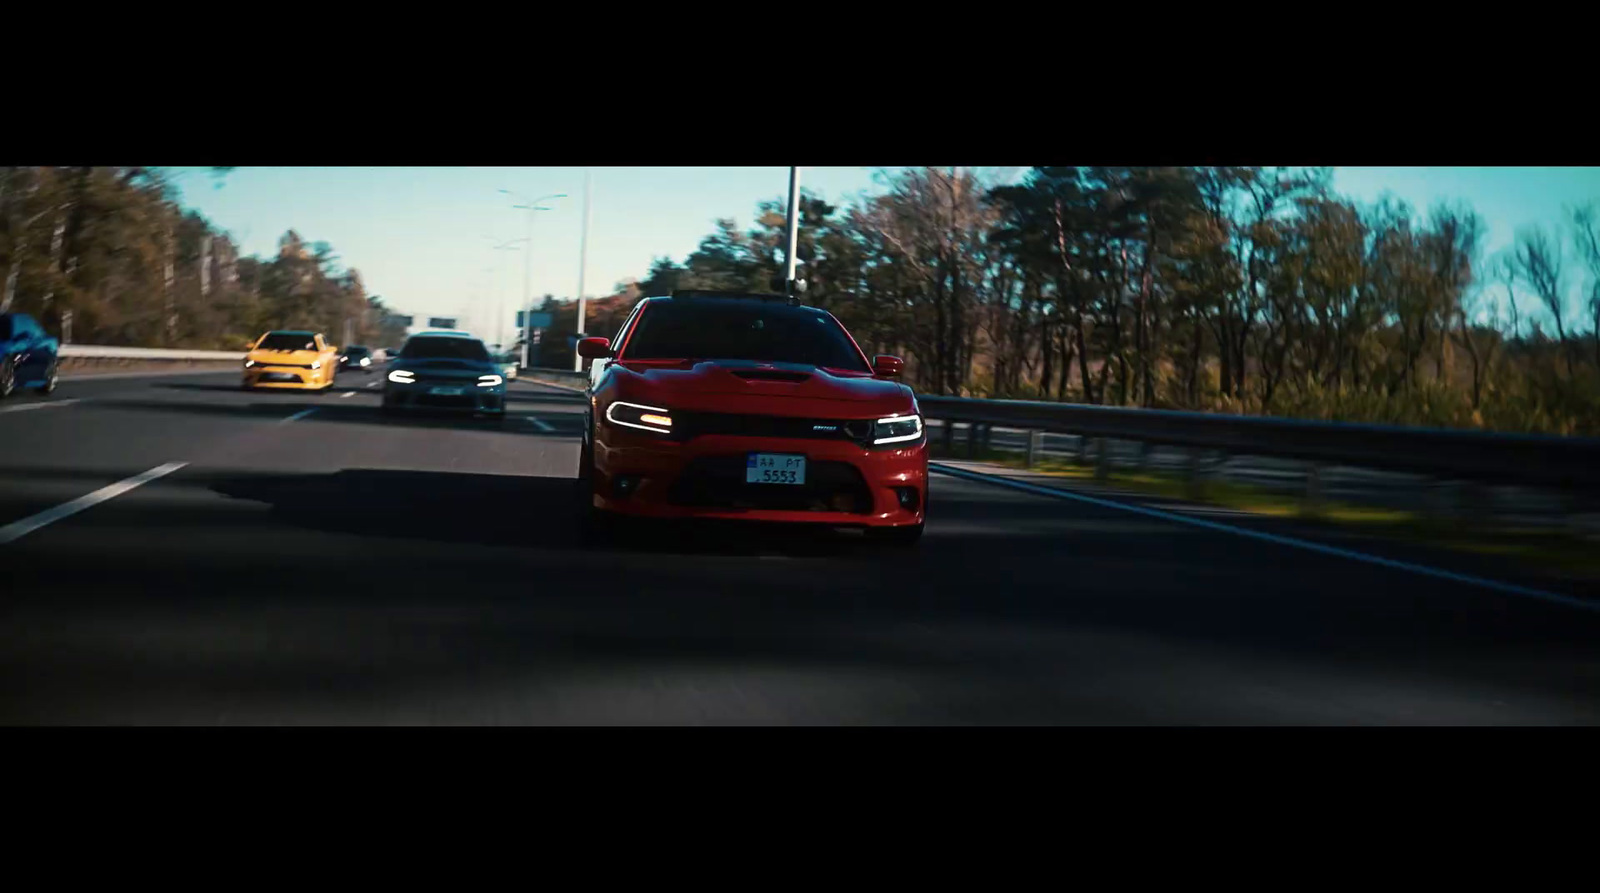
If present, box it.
[916,395,1600,491]
[519,369,590,391]
[59,345,246,360]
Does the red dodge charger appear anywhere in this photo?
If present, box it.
[577,290,927,545]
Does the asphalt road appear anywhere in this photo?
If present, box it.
[2,369,1598,724]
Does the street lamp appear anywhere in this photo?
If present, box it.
[485,236,526,349]
[574,169,593,372]
[499,189,567,369]
[784,167,801,296]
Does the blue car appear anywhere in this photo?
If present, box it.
[381,332,507,421]
[0,312,60,398]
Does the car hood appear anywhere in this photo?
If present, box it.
[611,359,914,417]
[390,357,497,373]
[248,348,325,365]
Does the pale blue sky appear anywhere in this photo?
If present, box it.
[170,166,1600,339]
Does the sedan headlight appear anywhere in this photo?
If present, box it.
[873,413,924,445]
[605,400,673,434]
[477,374,504,387]
[388,369,416,384]
[243,359,256,368]
[360,357,371,366]
[311,361,322,370]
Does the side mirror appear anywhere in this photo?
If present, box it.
[577,337,612,360]
[872,355,904,377]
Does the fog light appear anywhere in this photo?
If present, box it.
[895,487,920,511]
[613,475,641,498]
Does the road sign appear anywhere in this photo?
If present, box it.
[516,311,553,329]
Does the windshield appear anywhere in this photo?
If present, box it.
[622,301,870,371]
[257,332,318,351]
[401,337,490,361]
[345,346,369,358]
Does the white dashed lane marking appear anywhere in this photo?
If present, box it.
[0,462,189,545]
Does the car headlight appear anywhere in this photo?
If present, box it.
[605,400,673,434]
[477,374,504,387]
[360,357,371,366]
[873,413,924,445]
[311,361,322,370]
[243,359,256,368]
[388,369,415,384]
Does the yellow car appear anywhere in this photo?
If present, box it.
[242,330,341,391]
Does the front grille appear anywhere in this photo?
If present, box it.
[404,392,481,409]
[257,372,304,383]
[665,456,874,514]
[257,363,315,369]
[672,411,875,445]
[412,375,480,387]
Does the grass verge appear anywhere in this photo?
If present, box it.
[931,442,1600,580]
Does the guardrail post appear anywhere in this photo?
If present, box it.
[980,424,993,452]
[1302,463,1325,518]
[966,423,982,459]
[1183,448,1203,498]
[1025,430,1043,469]
[941,420,955,452]
[1094,438,1111,482]
[1459,481,1491,527]
[1136,441,1154,473]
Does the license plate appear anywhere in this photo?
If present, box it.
[429,386,466,396]
[747,453,806,485]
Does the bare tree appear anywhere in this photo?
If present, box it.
[1569,202,1600,370]
[1513,225,1570,374]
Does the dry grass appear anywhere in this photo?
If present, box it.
[931,442,1600,579]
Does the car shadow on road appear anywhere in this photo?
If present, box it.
[202,466,898,558]
[91,397,584,437]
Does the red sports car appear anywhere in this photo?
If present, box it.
[576,290,927,545]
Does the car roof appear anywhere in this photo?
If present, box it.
[645,294,826,315]
[265,329,316,336]
[411,330,477,339]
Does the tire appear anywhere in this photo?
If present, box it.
[577,431,620,545]
[40,359,58,395]
[0,358,15,399]
[867,523,924,548]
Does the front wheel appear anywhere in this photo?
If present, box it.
[40,359,59,395]
[0,358,15,399]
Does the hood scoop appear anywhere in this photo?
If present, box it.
[730,369,811,383]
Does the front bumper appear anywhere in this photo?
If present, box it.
[244,368,330,389]
[592,425,927,528]
[384,383,506,413]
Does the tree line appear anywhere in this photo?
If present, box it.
[0,167,408,351]
[550,167,1599,436]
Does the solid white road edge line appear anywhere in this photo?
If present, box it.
[0,399,82,414]
[929,462,1599,615]
[0,462,189,545]
[340,391,356,398]
[282,408,318,423]
[524,416,555,432]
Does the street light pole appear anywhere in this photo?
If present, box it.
[520,211,533,368]
[574,169,592,372]
[784,166,801,296]
[499,189,566,370]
